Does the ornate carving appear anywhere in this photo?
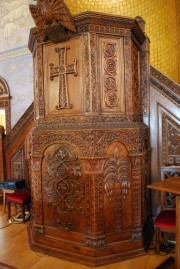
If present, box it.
[104,146,130,232]
[3,102,34,150]
[132,42,140,114]
[11,145,25,179]
[49,46,77,110]
[35,43,45,118]
[150,65,180,97]
[103,42,118,108]
[141,38,150,116]
[31,128,150,157]
[85,174,104,235]
[124,37,132,114]
[43,146,84,230]
[31,159,43,224]
[29,0,76,40]
[131,169,142,227]
[28,11,150,265]
[90,33,98,113]
[162,112,180,165]
[104,147,130,201]
[161,166,180,209]
[85,236,106,248]
[150,66,180,108]
[131,230,142,240]
[83,33,98,113]
[37,114,144,128]
[74,12,146,45]
[82,33,90,112]
[34,224,45,236]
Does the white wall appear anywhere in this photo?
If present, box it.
[0,0,35,127]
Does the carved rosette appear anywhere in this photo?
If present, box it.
[103,42,118,108]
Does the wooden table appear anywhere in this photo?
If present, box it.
[148,177,180,269]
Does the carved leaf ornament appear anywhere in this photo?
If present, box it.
[104,147,130,201]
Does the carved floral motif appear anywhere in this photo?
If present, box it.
[104,146,130,231]
[43,146,84,230]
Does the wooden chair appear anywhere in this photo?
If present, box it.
[154,166,180,253]
[6,190,31,223]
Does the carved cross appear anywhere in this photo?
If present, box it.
[50,46,77,110]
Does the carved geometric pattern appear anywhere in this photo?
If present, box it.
[131,169,142,227]
[82,33,91,113]
[36,44,45,118]
[162,112,180,165]
[124,37,132,114]
[43,146,84,230]
[104,146,131,232]
[161,166,180,209]
[31,159,43,224]
[150,66,180,97]
[141,41,150,116]
[85,174,104,235]
[150,66,180,108]
[83,33,98,113]
[132,42,140,114]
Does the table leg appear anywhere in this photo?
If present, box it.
[175,196,180,269]
[3,189,6,212]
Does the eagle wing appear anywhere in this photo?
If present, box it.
[29,0,76,35]
[29,4,46,36]
[52,0,76,32]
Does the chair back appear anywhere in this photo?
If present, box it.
[160,166,180,210]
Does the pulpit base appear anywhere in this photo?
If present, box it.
[28,222,146,267]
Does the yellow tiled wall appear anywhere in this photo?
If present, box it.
[66,0,180,84]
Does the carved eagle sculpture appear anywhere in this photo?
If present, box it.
[29,0,76,38]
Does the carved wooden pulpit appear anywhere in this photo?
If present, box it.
[28,2,151,266]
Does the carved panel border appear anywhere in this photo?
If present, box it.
[31,128,150,157]
[85,174,104,235]
[83,33,98,114]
